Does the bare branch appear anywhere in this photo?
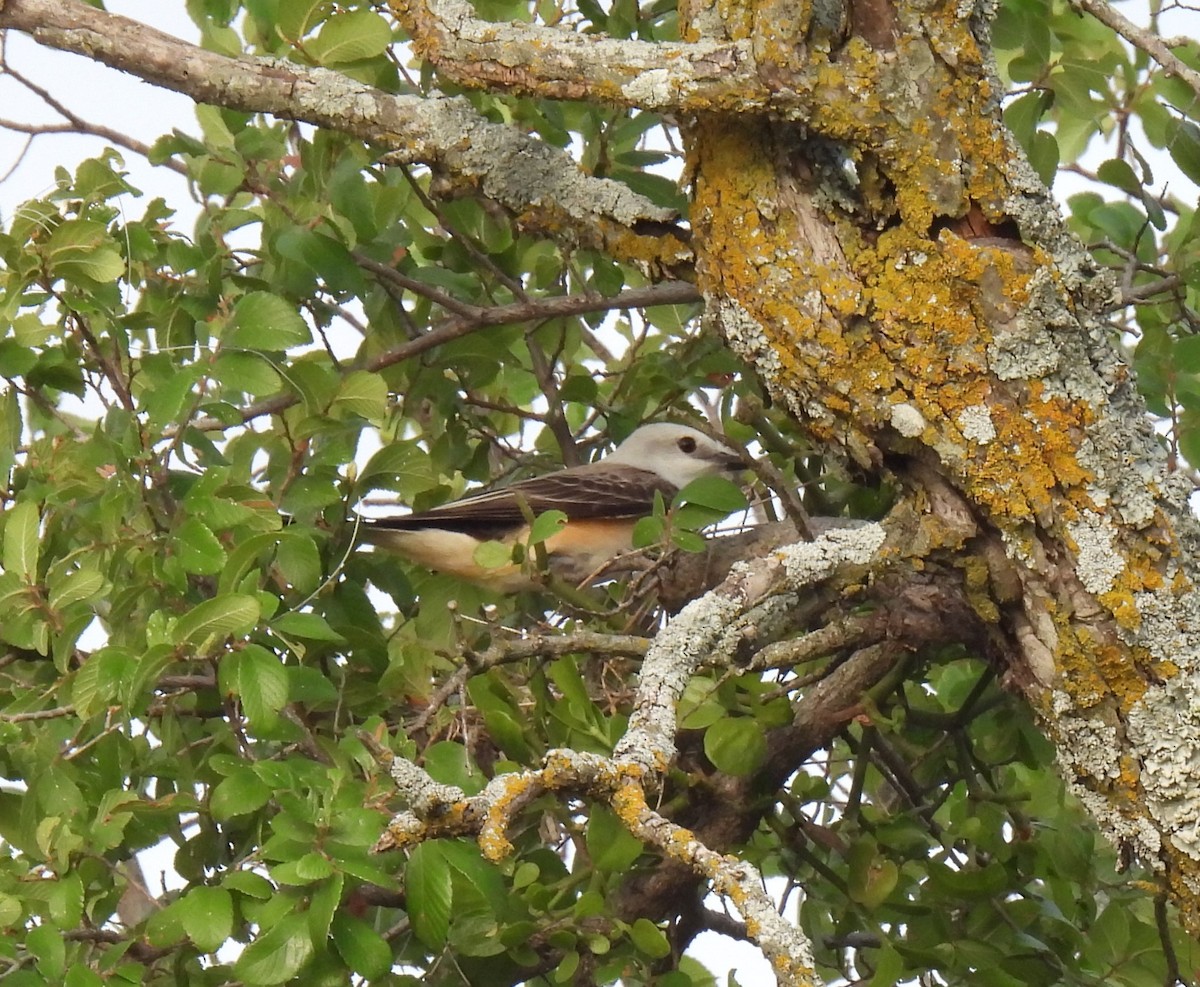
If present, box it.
[0,57,189,175]
[0,704,75,721]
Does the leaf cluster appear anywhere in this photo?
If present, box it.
[0,0,1197,984]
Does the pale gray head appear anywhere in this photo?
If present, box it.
[605,423,743,488]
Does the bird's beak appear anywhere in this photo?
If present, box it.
[713,449,745,474]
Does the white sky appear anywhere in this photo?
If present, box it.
[0,2,197,220]
[1,2,1198,986]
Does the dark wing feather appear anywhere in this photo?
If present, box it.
[367,464,677,537]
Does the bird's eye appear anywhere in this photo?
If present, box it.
[677,436,697,454]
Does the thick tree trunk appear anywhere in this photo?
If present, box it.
[681,0,1200,929]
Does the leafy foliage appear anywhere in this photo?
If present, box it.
[0,0,1197,984]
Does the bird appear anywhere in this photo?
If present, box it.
[358,423,744,591]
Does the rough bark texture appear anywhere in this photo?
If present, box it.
[0,0,691,269]
[679,0,1200,928]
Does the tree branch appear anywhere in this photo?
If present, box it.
[0,54,189,175]
[388,0,764,113]
[377,526,887,983]
[175,280,700,434]
[0,0,686,260]
[1067,0,1200,102]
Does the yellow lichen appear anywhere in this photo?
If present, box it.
[959,554,1001,622]
[1055,623,1149,713]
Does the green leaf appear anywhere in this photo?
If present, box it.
[865,942,906,986]
[48,565,104,611]
[586,804,643,873]
[554,950,580,982]
[4,501,40,579]
[286,666,340,705]
[177,886,234,953]
[330,370,388,422]
[27,922,66,978]
[0,340,37,378]
[406,841,452,949]
[271,611,345,643]
[1002,90,1052,149]
[224,292,311,351]
[1178,416,1200,469]
[669,528,707,553]
[48,870,83,927]
[1096,158,1141,195]
[233,912,315,985]
[631,515,664,548]
[0,892,21,926]
[1175,336,1200,374]
[308,9,393,65]
[558,373,598,403]
[214,352,283,397]
[277,0,331,39]
[273,228,366,294]
[65,964,105,987]
[678,676,724,729]
[1167,119,1200,185]
[1088,202,1145,247]
[439,840,510,916]
[674,475,747,514]
[307,872,343,945]
[473,539,514,570]
[628,918,670,959]
[125,643,176,707]
[357,441,438,491]
[210,766,273,820]
[43,220,125,284]
[220,645,289,726]
[1027,131,1059,187]
[703,717,767,776]
[218,531,284,596]
[0,387,22,479]
[1089,901,1130,960]
[72,646,135,719]
[848,839,900,909]
[224,871,275,899]
[529,509,568,545]
[172,518,228,576]
[331,913,393,980]
[423,741,482,794]
[274,534,323,596]
[173,593,261,648]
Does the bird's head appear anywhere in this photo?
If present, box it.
[606,423,744,489]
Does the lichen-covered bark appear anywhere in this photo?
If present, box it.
[0,0,690,270]
[681,0,1200,924]
[379,526,888,987]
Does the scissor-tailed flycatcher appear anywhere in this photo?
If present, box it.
[360,423,743,591]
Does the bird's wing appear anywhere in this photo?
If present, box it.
[366,463,678,536]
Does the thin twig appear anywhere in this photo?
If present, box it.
[410,631,650,733]
[172,281,700,435]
